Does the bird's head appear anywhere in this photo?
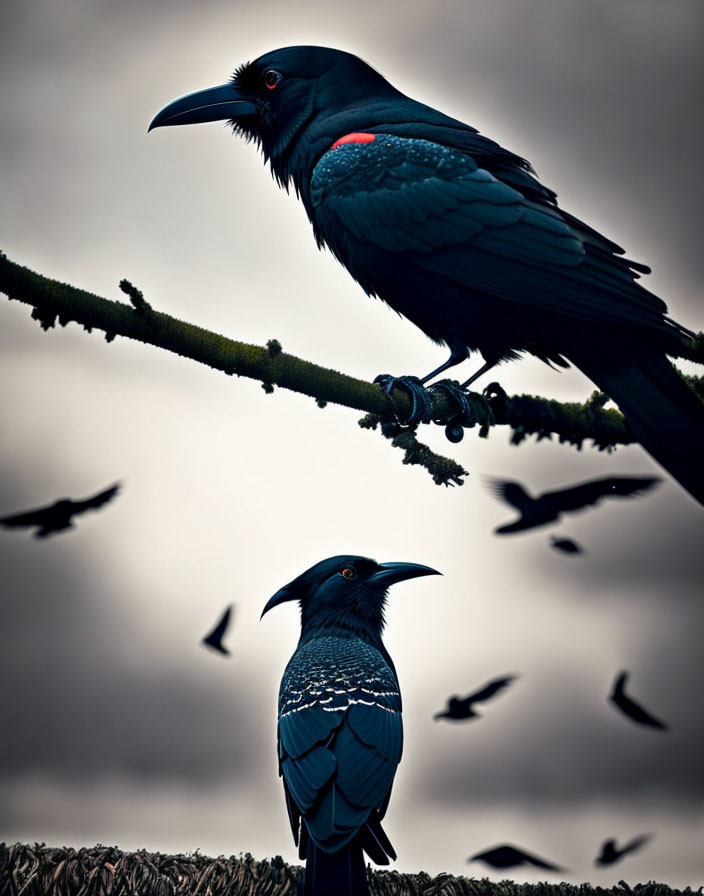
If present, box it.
[149,46,402,187]
[261,554,439,641]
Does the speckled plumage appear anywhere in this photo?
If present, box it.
[259,555,438,896]
[151,45,704,505]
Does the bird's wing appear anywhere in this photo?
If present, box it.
[0,505,51,527]
[75,483,120,513]
[487,480,533,512]
[540,476,661,513]
[466,675,516,704]
[619,834,652,857]
[278,642,402,853]
[613,690,669,729]
[610,671,668,729]
[206,605,232,642]
[312,135,665,332]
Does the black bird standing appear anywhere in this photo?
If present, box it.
[150,46,704,506]
[434,675,516,721]
[609,671,669,730]
[0,483,120,538]
[488,475,660,533]
[468,844,563,872]
[201,604,234,656]
[595,835,652,867]
[260,555,440,896]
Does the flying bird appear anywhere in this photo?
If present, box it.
[0,483,120,538]
[201,604,234,656]
[260,555,440,896]
[488,475,660,533]
[468,844,563,872]
[434,675,516,721]
[596,835,652,867]
[550,535,582,554]
[150,46,704,505]
[609,671,669,730]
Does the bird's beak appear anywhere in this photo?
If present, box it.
[148,83,256,132]
[260,585,297,620]
[367,562,441,588]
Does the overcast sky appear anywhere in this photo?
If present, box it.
[1,0,703,888]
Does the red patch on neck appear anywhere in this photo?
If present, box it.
[330,132,376,150]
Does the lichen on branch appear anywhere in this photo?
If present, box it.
[1,250,702,486]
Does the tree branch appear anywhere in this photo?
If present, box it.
[2,250,702,486]
[1,842,691,896]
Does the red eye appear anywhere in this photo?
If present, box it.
[264,70,281,90]
[341,568,357,580]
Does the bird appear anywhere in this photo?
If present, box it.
[596,835,652,867]
[549,535,582,554]
[488,475,660,533]
[434,675,516,721]
[149,46,704,506]
[201,604,234,655]
[609,671,669,730]
[0,483,120,538]
[468,844,563,872]
[260,554,440,896]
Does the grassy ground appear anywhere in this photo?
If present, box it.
[0,843,695,896]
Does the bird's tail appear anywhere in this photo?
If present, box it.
[304,837,369,896]
[574,349,704,506]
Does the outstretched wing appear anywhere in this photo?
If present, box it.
[466,675,517,705]
[312,134,666,335]
[0,504,53,528]
[75,483,121,513]
[487,480,533,512]
[619,834,652,857]
[277,637,402,856]
[541,476,660,514]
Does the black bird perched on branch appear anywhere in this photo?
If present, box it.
[150,46,704,505]
[596,835,652,867]
[201,604,234,656]
[434,675,516,721]
[609,671,669,730]
[468,844,563,872]
[0,483,120,538]
[260,555,440,896]
[488,475,660,533]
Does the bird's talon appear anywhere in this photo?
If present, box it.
[374,374,433,426]
[428,380,477,441]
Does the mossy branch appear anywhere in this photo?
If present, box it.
[1,843,694,896]
[1,250,702,486]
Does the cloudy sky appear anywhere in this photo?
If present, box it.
[1,0,703,888]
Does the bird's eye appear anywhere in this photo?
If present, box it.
[264,70,282,90]
[341,568,357,580]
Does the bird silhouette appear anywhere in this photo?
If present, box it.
[201,605,234,656]
[596,835,652,866]
[488,475,660,533]
[150,46,704,505]
[609,671,669,730]
[550,535,582,554]
[434,675,516,721]
[0,483,120,538]
[260,555,440,896]
[469,844,563,871]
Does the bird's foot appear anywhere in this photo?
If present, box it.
[374,374,434,426]
[428,379,492,443]
[375,374,496,443]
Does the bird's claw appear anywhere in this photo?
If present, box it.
[374,374,433,426]
[427,379,479,443]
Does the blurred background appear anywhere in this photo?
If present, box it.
[1,0,702,887]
